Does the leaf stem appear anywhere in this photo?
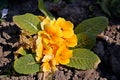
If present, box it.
[38,0,54,20]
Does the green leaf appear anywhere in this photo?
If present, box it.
[13,13,41,35]
[66,48,100,70]
[75,16,108,36]
[16,47,33,56]
[76,33,96,49]
[16,47,27,55]
[38,0,54,19]
[14,54,40,74]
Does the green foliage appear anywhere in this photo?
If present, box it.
[75,16,108,35]
[13,13,41,35]
[76,33,96,49]
[75,16,108,49]
[67,48,100,70]
[96,0,120,18]
[14,54,40,74]
[16,47,27,55]
[38,0,54,19]
[16,47,31,55]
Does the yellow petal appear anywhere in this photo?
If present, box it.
[42,62,51,72]
[44,25,63,37]
[35,35,43,62]
[42,54,54,62]
[41,16,50,30]
[48,44,59,55]
[55,17,65,26]
[61,21,74,30]
[50,58,58,71]
[42,43,53,55]
[57,58,70,64]
[55,44,73,65]
[50,37,64,46]
[61,21,74,38]
[55,17,74,38]
[62,29,74,38]
[65,34,78,47]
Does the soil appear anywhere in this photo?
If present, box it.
[0,0,120,80]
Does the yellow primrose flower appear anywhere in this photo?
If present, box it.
[44,24,63,38]
[42,53,54,62]
[50,58,58,71]
[42,62,51,72]
[42,59,58,72]
[39,28,64,46]
[55,18,74,38]
[35,31,50,62]
[64,34,78,47]
[49,36,64,46]
[42,44,53,55]
[41,17,63,38]
[39,31,50,44]
[55,44,73,65]
[35,34,43,62]
[41,16,51,30]
[48,44,59,55]
[35,16,78,72]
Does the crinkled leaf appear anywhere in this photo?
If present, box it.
[66,48,100,70]
[76,33,96,49]
[75,16,108,36]
[38,0,54,19]
[13,13,41,35]
[14,54,40,74]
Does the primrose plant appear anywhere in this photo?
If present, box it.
[13,0,108,76]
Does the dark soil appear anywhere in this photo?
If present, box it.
[0,0,120,80]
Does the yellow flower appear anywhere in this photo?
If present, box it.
[42,53,54,62]
[43,44,53,55]
[44,24,63,38]
[41,16,51,30]
[55,44,72,65]
[40,27,64,46]
[48,44,59,55]
[42,59,58,72]
[41,17,63,37]
[55,18,74,38]
[35,16,77,72]
[49,36,64,46]
[35,34,43,62]
[50,58,58,71]
[64,34,78,47]
[42,62,51,72]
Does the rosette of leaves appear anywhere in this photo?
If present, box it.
[96,0,120,18]
[13,0,108,74]
[67,16,108,70]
